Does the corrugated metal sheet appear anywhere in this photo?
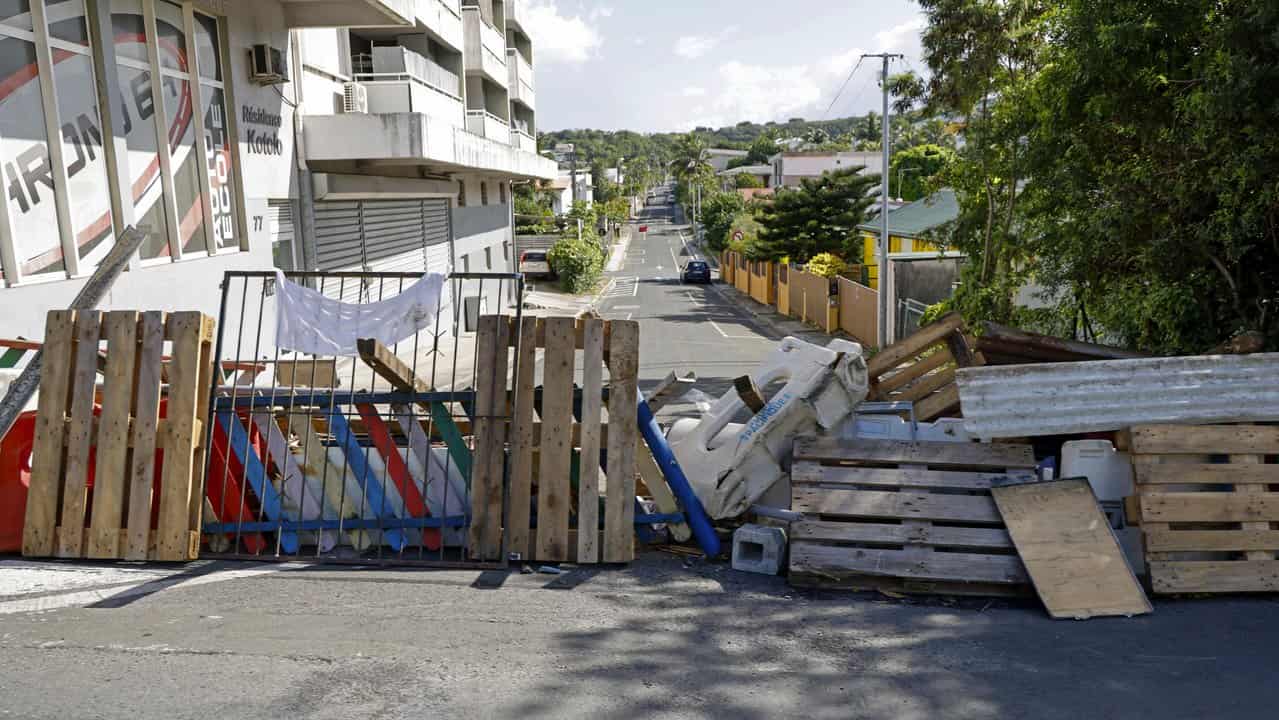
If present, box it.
[956,352,1279,438]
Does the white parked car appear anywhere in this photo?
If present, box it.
[519,250,554,279]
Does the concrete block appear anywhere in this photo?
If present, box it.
[732,523,787,575]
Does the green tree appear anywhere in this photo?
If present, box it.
[754,167,879,262]
[745,132,780,164]
[700,191,747,252]
[889,144,955,201]
[734,173,765,189]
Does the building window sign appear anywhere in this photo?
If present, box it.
[0,0,241,285]
[241,105,282,155]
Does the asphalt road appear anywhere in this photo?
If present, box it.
[600,195,826,418]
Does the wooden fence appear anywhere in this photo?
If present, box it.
[837,276,878,345]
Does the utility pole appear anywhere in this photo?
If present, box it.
[863,52,902,347]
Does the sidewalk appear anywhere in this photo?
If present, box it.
[708,282,852,348]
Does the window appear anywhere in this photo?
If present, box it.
[0,0,243,285]
[462,253,470,272]
[498,181,506,204]
[480,181,488,205]
[502,241,508,261]
[484,246,491,269]
[457,179,466,207]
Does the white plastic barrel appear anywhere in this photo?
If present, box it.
[1060,439,1134,502]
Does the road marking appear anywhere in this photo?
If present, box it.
[614,305,640,310]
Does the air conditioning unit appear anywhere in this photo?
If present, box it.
[342,82,369,114]
[249,44,288,85]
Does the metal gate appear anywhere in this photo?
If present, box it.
[201,270,523,567]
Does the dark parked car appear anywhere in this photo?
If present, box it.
[681,260,712,284]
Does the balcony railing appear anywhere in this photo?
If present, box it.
[506,48,534,107]
[416,0,463,51]
[466,109,510,143]
[510,127,536,152]
[370,46,461,97]
[462,7,508,86]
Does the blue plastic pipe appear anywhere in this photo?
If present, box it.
[637,388,721,557]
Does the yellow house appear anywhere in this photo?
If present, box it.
[858,189,959,288]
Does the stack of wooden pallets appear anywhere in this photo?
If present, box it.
[470,315,641,564]
[788,436,1038,596]
[1123,424,1279,594]
[23,310,215,562]
[866,312,983,421]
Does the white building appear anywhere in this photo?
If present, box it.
[770,150,883,189]
[549,170,590,214]
[704,147,747,173]
[0,0,556,340]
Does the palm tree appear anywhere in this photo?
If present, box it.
[672,132,712,181]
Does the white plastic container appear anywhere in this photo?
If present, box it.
[1060,439,1134,503]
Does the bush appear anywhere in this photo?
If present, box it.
[805,252,847,278]
[547,235,605,294]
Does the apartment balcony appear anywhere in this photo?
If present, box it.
[304,112,557,179]
[505,0,528,33]
[462,7,508,87]
[416,0,463,52]
[466,109,510,143]
[506,49,535,109]
[510,127,536,152]
[281,0,413,28]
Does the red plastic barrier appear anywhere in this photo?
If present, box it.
[0,412,36,552]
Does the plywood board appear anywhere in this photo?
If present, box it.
[992,478,1151,619]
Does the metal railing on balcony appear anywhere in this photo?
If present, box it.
[466,109,510,143]
[363,46,461,98]
[510,127,536,152]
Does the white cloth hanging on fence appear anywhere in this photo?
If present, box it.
[274,270,449,356]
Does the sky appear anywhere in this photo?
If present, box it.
[523,1,927,133]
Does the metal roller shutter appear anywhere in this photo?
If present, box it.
[313,198,454,303]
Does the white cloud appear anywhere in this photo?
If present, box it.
[682,86,706,98]
[589,7,613,20]
[679,60,825,130]
[674,35,717,59]
[525,1,603,64]
[874,15,926,52]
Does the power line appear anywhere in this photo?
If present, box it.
[822,55,865,120]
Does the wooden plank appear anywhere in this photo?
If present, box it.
[1150,561,1279,594]
[123,312,165,561]
[793,487,1004,525]
[791,520,1013,550]
[22,310,77,557]
[791,462,1035,491]
[274,358,338,388]
[790,542,1027,585]
[913,382,962,422]
[794,436,1036,469]
[1234,455,1271,561]
[87,312,139,559]
[992,479,1150,619]
[1145,529,1279,553]
[645,370,696,414]
[154,312,202,561]
[873,349,951,396]
[357,404,441,551]
[468,315,510,560]
[506,317,539,561]
[1127,424,1279,455]
[866,312,965,378]
[53,527,198,561]
[576,319,605,564]
[1140,492,1279,523]
[604,320,639,563]
[55,311,102,558]
[535,317,576,562]
[188,316,215,547]
[637,445,692,542]
[1132,459,1279,485]
[894,367,956,403]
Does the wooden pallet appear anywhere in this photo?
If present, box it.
[865,312,983,421]
[469,316,641,564]
[788,436,1037,596]
[23,310,215,561]
[1124,424,1279,594]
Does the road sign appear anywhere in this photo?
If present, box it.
[639,225,648,233]
[732,230,744,242]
